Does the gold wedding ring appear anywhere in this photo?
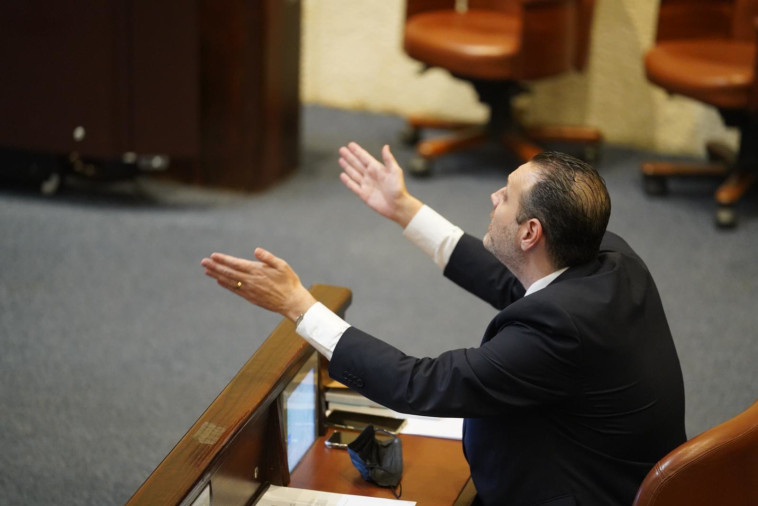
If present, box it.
[235,281,243,289]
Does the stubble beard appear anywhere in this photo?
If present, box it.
[484,223,524,275]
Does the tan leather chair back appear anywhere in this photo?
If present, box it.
[655,0,758,41]
[732,0,758,40]
[632,400,758,506]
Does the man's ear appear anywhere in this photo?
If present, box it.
[519,218,543,252]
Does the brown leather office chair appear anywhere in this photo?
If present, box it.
[401,0,602,176]
[632,400,758,506]
[641,0,758,228]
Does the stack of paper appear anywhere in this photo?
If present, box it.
[258,485,416,505]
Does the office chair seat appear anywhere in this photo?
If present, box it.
[645,40,755,109]
[404,10,522,80]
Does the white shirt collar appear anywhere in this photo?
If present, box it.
[524,267,569,296]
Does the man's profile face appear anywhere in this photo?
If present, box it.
[483,162,539,268]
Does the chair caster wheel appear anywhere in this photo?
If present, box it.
[408,155,433,177]
[408,156,432,177]
[40,171,62,196]
[706,141,735,165]
[399,124,421,145]
[643,175,667,195]
[715,205,737,229]
[583,144,601,164]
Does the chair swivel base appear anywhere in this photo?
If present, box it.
[401,115,603,177]
[641,141,755,228]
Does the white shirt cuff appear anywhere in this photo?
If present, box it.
[402,205,464,269]
[295,302,351,360]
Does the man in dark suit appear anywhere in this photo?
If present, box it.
[202,143,686,505]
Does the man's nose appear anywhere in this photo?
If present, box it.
[491,192,499,208]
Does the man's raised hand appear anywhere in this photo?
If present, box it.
[338,142,422,228]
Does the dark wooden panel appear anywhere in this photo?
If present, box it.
[1,1,296,190]
[0,1,131,158]
[132,0,199,157]
[195,0,301,191]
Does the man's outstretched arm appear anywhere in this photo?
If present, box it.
[201,142,466,361]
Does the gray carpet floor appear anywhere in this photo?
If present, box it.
[1,105,757,505]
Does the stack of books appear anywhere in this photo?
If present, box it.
[324,380,406,432]
[323,380,463,439]
[325,383,403,419]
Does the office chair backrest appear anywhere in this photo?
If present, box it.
[632,400,758,506]
[655,0,758,42]
[732,0,758,39]
[482,0,596,72]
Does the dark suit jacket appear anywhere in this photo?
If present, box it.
[330,231,686,506]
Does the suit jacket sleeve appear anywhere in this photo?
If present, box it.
[328,297,581,419]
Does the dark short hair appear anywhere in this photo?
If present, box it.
[516,151,611,267]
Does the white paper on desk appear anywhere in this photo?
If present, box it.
[258,485,416,506]
[399,416,463,440]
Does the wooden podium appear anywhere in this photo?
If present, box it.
[127,285,474,506]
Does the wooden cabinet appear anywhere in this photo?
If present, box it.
[0,0,300,192]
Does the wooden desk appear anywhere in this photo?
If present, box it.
[128,284,474,506]
[291,428,475,505]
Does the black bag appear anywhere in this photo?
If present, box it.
[347,424,403,498]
